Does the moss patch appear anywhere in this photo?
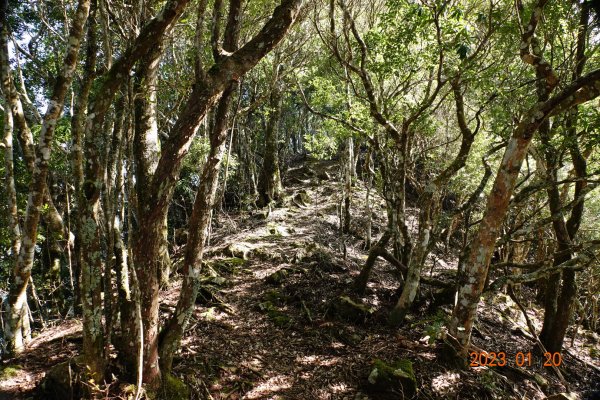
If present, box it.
[149,374,190,400]
[331,295,374,322]
[265,268,290,285]
[367,358,416,397]
[0,365,22,379]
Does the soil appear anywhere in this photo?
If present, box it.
[1,159,599,399]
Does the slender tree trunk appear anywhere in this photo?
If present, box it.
[364,147,373,249]
[258,88,284,207]
[343,137,353,233]
[159,85,234,373]
[2,0,91,354]
[1,13,21,270]
[121,0,303,387]
[539,3,589,354]
[390,78,477,325]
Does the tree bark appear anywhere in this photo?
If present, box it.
[539,1,589,353]
[449,72,600,358]
[390,78,478,325]
[258,87,284,207]
[78,0,191,381]
[125,0,304,387]
[159,85,235,373]
[2,0,91,354]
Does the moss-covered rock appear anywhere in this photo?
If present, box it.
[265,268,290,285]
[263,289,289,306]
[253,248,284,262]
[331,296,374,322]
[367,358,416,397]
[257,300,293,328]
[223,243,253,260]
[293,190,311,207]
[210,257,247,274]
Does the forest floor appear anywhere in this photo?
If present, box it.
[1,158,599,400]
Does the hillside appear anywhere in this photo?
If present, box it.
[2,159,598,399]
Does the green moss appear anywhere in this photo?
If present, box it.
[267,310,292,328]
[210,257,247,274]
[263,289,289,306]
[367,358,416,397]
[0,365,22,379]
[265,268,289,285]
[257,300,292,328]
[150,374,190,400]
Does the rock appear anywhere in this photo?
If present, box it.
[293,190,311,207]
[296,165,316,178]
[39,357,86,400]
[195,286,219,304]
[223,243,253,260]
[252,209,269,220]
[210,257,247,273]
[367,358,417,397]
[331,295,374,322]
[266,268,290,285]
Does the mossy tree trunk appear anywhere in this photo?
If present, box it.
[390,78,478,325]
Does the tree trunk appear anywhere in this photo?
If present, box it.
[120,0,304,387]
[2,0,91,354]
[449,72,600,356]
[539,2,589,354]
[258,87,283,207]
[159,85,235,373]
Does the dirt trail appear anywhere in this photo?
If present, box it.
[1,159,599,399]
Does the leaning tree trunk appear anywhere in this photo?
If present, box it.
[450,70,600,360]
[159,84,235,373]
[2,0,91,354]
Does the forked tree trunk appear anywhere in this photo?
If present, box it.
[159,85,235,372]
[390,78,477,325]
[122,0,304,387]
